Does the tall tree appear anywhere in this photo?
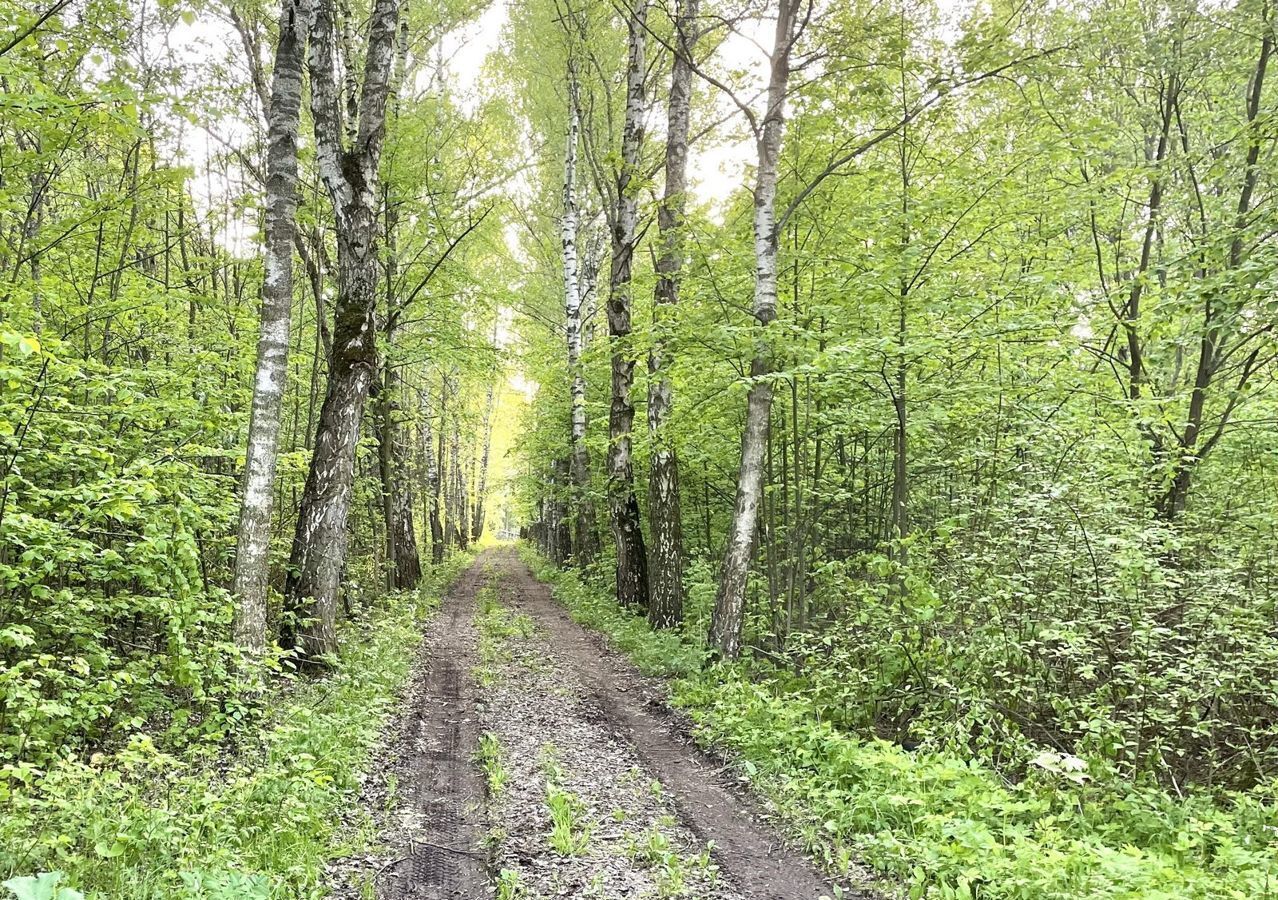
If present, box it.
[562,70,601,566]
[232,0,313,656]
[472,378,497,541]
[646,0,700,628]
[709,0,803,658]
[604,0,651,610]
[282,0,401,660]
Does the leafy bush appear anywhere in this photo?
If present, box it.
[529,551,1278,899]
[0,553,472,899]
[1,333,244,768]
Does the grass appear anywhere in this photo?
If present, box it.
[0,552,474,899]
[545,784,591,856]
[473,580,537,687]
[476,731,508,795]
[523,547,1278,900]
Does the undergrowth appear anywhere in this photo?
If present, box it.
[0,552,473,899]
[524,547,1278,900]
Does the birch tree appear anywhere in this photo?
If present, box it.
[646,0,700,628]
[709,0,803,658]
[232,0,313,656]
[604,0,651,610]
[562,71,601,565]
[282,0,401,660]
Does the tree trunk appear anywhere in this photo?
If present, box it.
[562,74,601,567]
[377,190,422,590]
[419,385,445,562]
[646,0,699,629]
[472,380,496,542]
[709,0,800,659]
[377,364,422,588]
[232,0,312,657]
[448,419,469,550]
[606,0,650,611]
[283,0,400,662]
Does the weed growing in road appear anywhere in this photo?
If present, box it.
[495,869,526,899]
[476,732,507,795]
[545,784,591,856]
[474,585,539,686]
[622,823,718,898]
[382,772,400,811]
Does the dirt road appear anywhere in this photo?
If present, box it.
[352,547,867,900]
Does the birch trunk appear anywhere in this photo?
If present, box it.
[283,0,400,661]
[562,76,601,566]
[419,387,445,562]
[471,380,496,542]
[709,0,800,659]
[232,0,312,656]
[606,0,650,610]
[646,0,699,628]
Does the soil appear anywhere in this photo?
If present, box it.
[334,547,880,900]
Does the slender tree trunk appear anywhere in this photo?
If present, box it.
[377,366,422,588]
[709,0,800,659]
[437,373,451,549]
[420,385,445,562]
[283,0,400,661]
[448,419,469,550]
[377,191,422,589]
[472,380,496,542]
[646,0,699,628]
[232,0,312,656]
[562,74,601,567]
[606,0,650,611]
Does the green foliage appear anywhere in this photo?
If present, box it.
[544,784,591,856]
[476,731,508,795]
[0,333,244,770]
[532,554,1278,899]
[0,554,471,898]
[1,872,84,900]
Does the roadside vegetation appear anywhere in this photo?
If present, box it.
[527,551,1278,899]
[0,555,470,898]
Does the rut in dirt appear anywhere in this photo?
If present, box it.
[362,548,873,899]
[379,561,490,899]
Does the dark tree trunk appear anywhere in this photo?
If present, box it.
[606,0,650,611]
[646,0,699,628]
[282,0,400,661]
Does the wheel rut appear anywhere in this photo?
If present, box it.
[379,562,490,900]
[477,547,871,900]
[346,549,873,900]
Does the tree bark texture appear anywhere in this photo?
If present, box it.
[283,0,400,661]
[646,0,699,628]
[606,0,650,611]
[232,0,312,656]
[710,0,800,659]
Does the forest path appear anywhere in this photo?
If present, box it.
[344,547,865,899]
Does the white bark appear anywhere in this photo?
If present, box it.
[284,0,401,662]
[232,0,313,656]
[710,0,801,659]
[563,76,600,564]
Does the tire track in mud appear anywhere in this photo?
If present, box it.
[356,549,875,899]
[379,561,490,900]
